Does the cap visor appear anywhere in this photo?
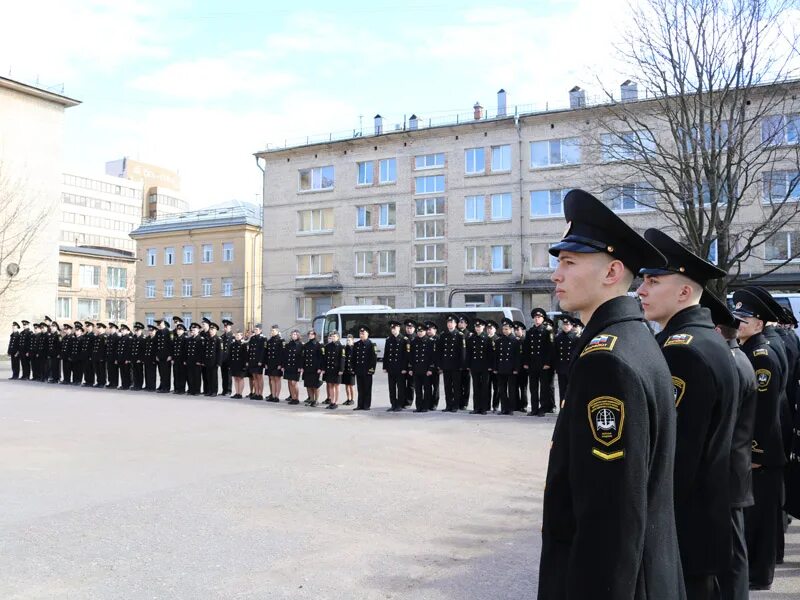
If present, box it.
[548,240,602,257]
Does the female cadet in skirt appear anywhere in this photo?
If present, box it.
[281,330,303,405]
[301,330,324,406]
[229,331,248,399]
[323,331,346,409]
[342,334,356,405]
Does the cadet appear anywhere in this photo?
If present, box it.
[203,323,222,397]
[282,330,303,405]
[637,229,736,599]
[438,314,465,412]
[425,321,441,409]
[322,331,345,409]
[300,329,324,406]
[105,323,120,389]
[117,324,133,390]
[523,308,554,416]
[539,189,683,599]
[60,323,74,384]
[410,323,437,412]
[19,320,32,380]
[493,318,520,415]
[703,290,757,600]
[552,316,578,407]
[130,323,145,391]
[7,321,21,380]
[457,315,472,410]
[402,319,417,408]
[247,324,266,400]
[30,322,42,382]
[47,321,62,383]
[143,324,158,391]
[91,323,107,388]
[512,321,528,412]
[352,325,378,410]
[731,289,786,591]
[82,321,96,386]
[172,321,187,394]
[219,319,234,397]
[341,334,356,405]
[229,330,248,399]
[184,323,204,396]
[485,320,500,411]
[265,325,285,403]
[383,320,409,412]
[155,319,173,393]
[465,318,492,415]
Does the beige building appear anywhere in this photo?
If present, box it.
[105,157,188,219]
[129,202,263,330]
[0,75,79,350]
[57,246,136,323]
[256,85,800,330]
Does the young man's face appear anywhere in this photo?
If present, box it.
[254,327,261,336]
[551,250,618,314]
[405,325,415,336]
[271,328,279,337]
[210,328,217,337]
[457,321,467,331]
[562,321,573,333]
[533,315,544,326]
[225,325,232,333]
[426,328,435,337]
[501,324,512,336]
[474,324,485,335]
[515,327,525,338]
[636,274,685,324]
[158,321,165,330]
[737,316,763,341]
[447,321,456,331]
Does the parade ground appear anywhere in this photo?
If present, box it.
[2,366,799,599]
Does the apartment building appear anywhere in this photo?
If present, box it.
[105,157,188,219]
[256,86,800,330]
[129,202,262,330]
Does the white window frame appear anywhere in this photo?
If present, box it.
[378,202,396,228]
[415,243,444,263]
[414,219,445,240]
[222,278,233,297]
[603,184,654,212]
[298,208,334,233]
[201,244,213,263]
[145,280,156,299]
[762,114,800,146]
[299,165,335,191]
[146,248,156,267]
[183,245,194,264]
[201,278,212,297]
[415,196,445,216]
[164,247,175,266]
[182,312,193,326]
[107,267,126,290]
[490,245,512,272]
[414,266,446,286]
[79,264,100,288]
[354,251,374,276]
[222,242,234,262]
[356,205,372,229]
[378,250,396,275]
[357,161,374,185]
[765,231,800,263]
[465,195,485,222]
[490,193,512,221]
[56,297,71,319]
[415,153,445,170]
[415,175,445,195]
[182,278,193,298]
[379,158,397,184]
[491,145,511,172]
[531,189,568,218]
[106,299,126,321]
[762,170,800,204]
[145,313,156,326]
[415,290,444,308]
[465,246,484,272]
[163,279,174,298]
[465,147,485,175]
[77,298,101,320]
[530,137,581,168]
[296,297,313,321]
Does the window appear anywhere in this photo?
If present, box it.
[378,250,396,274]
[415,153,444,169]
[491,145,511,172]
[222,242,234,262]
[79,264,100,288]
[164,247,175,266]
[202,278,212,297]
[147,248,156,267]
[202,244,213,263]
[182,312,193,326]
[106,299,126,321]
[762,114,800,146]
[145,313,156,326]
[530,243,560,270]
[414,219,445,239]
[77,298,100,320]
[491,245,511,271]
[415,244,442,263]
[58,262,72,287]
[183,245,194,264]
[222,278,233,297]
[531,189,568,217]
[107,267,127,290]
[355,296,373,305]
[490,193,512,220]
[763,171,800,203]
[297,254,334,276]
[415,175,445,194]
[299,165,335,191]
[221,312,232,323]
[465,246,485,272]
[357,161,374,185]
[200,312,212,322]
[707,239,718,265]
[603,185,654,212]
[530,138,581,167]
[766,231,800,262]
[356,206,372,229]
[415,197,445,216]
[601,131,656,161]
[415,290,444,308]
[163,279,174,298]
[465,195,485,222]
[298,208,334,232]
[296,297,313,320]
[415,266,446,286]
[464,294,485,306]
[355,251,374,276]
[378,203,396,227]
[490,294,512,307]
[56,297,71,319]
[379,158,397,183]
[465,147,485,174]
[145,280,156,299]
[182,278,193,297]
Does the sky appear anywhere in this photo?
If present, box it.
[2,0,636,207]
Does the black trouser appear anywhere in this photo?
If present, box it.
[20,355,31,379]
[48,357,60,382]
[356,373,373,408]
[62,358,72,383]
[386,371,405,409]
[144,361,157,390]
[516,373,528,411]
[31,355,38,380]
[220,363,231,395]
[471,370,490,413]
[119,362,132,389]
[413,371,432,411]
[529,368,555,412]
[83,359,94,385]
[11,354,20,378]
[490,372,499,410]
[404,373,414,407]
[496,373,516,413]
[173,362,186,393]
[684,575,714,600]
[557,372,569,406]
[93,360,106,386]
[746,467,783,587]
[442,369,461,410]
[204,365,218,395]
[430,370,440,408]
[459,369,471,409]
[158,360,172,392]
[106,361,119,388]
[187,364,202,395]
[132,362,144,390]
[717,507,748,600]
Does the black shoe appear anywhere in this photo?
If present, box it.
[469,410,480,414]
[537,411,546,417]
[343,399,354,406]
[441,408,450,412]
[288,399,300,405]
[308,400,318,407]
[449,408,459,413]
[326,403,338,410]
[353,407,365,411]
[173,391,185,395]
[749,583,771,591]
[414,408,428,413]
[393,407,404,412]
[323,398,331,405]
[266,396,279,403]
[479,411,488,415]
[283,396,292,401]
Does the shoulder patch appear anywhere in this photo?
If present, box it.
[755,368,771,392]
[753,348,768,357]
[664,333,693,347]
[587,396,625,446]
[672,376,686,408]
[580,334,618,357]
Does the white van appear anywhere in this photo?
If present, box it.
[313,305,526,359]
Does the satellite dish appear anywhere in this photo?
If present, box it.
[6,262,19,277]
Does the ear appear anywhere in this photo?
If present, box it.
[604,258,627,286]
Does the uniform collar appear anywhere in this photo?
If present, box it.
[741,332,767,351]
[656,304,714,344]
[572,296,644,366]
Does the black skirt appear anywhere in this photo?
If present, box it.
[303,371,321,389]
[283,368,300,382]
[341,373,355,385]
[323,371,341,384]
[267,367,282,377]
[247,364,263,374]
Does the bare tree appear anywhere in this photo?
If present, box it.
[589,0,800,295]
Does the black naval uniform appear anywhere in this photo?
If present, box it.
[229,338,247,380]
[47,330,61,383]
[553,328,578,406]
[143,334,157,391]
[523,323,555,414]
[353,337,378,409]
[155,328,173,392]
[19,326,32,379]
[427,333,441,409]
[458,326,472,409]
[515,333,528,411]
[656,305,737,596]
[281,338,302,382]
[383,334,409,410]
[492,333,520,415]
[91,332,106,387]
[7,328,21,379]
[105,332,119,389]
[74,333,89,385]
[61,331,75,384]
[82,329,95,385]
[487,333,500,411]
[538,296,684,599]
[130,334,145,390]
[410,334,437,412]
[301,338,324,389]
[117,333,133,390]
[322,341,345,384]
[266,335,284,378]
[185,334,205,396]
[465,332,492,414]
[403,328,416,407]
[203,335,222,396]
[31,329,43,381]
[219,330,233,396]
[247,334,265,375]
[437,328,465,411]
[172,332,187,394]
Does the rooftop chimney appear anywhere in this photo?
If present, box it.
[620,80,638,102]
[409,114,419,130]
[473,101,484,120]
[374,114,383,135]
[569,86,585,109]
[497,89,507,117]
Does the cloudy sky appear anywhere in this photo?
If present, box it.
[3,0,635,207]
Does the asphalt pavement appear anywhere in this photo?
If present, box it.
[1,366,798,599]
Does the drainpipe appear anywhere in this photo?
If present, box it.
[516,113,526,298]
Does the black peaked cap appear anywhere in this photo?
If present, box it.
[641,229,725,285]
[746,286,786,324]
[700,290,738,328]
[731,289,779,322]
